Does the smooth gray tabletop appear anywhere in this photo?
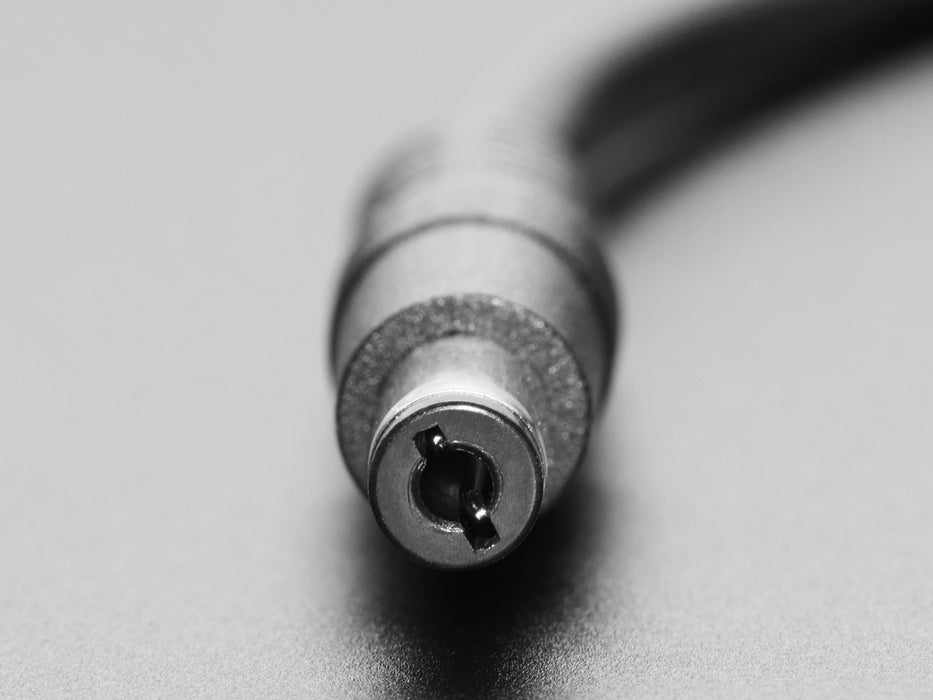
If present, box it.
[2,2,933,697]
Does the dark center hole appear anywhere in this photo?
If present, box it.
[415,430,496,525]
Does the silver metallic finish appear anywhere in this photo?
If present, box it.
[331,128,618,568]
[368,376,544,569]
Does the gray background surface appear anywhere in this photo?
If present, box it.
[2,1,933,696]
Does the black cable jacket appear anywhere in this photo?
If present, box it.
[566,0,933,214]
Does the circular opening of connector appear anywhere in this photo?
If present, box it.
[417,446,496,523]
[368,397,544,566]
[411,425,500,550]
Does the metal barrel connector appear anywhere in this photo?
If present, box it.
[330,128,618,569]
[366,337,544,567]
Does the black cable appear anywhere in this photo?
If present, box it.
[560,0,933,213]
